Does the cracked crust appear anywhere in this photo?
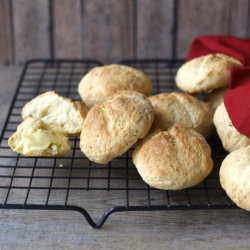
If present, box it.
[132,123,214,190]
[213,103,250,152]
[78,64,153,108]
[220,146,250,211]
[22,91,88,137]
[80,91,154,164]
[149,92,215,138]
[176,53,242,94]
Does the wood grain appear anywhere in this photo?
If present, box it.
[176,0,250,59]
[248,1,250,37]
[0,208,250,249]
[136,0,174,59]
[53,0,82,58]
[0,66,21,132]
[83,0,134,64]
[12,0,50,65]
[0,0,12,65]
[1,0,250,65]
[176,0,232,59]
[229,0,250,37]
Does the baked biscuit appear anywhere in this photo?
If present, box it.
[22,91,88,137]
[213,103,250,152]
[78,64,153,108]
[176,53,242,93]
[132,123,214,190]
[149,92,215,138]
[80,91,154,164]
[220,146,250,211]
[205,87,227,110]
[8,117,71,157]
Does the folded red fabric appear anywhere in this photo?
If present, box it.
[224,67,250,138]
[187,36,250,138]
[187,36,250,66]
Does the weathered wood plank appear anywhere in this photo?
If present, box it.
[0,66,22,131]
[12,0,50,65]
[248,1,250,37]
[53,0,81,58]
[0,0,12,65]
[0,208,250,249]
[136,0,174,59]
[83,0,134,64]
[176,0,232,59]
[229,0,250,37]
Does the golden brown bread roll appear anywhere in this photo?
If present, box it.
[149,92,215,138]
[132,123,214,190]
[220,146,250,211]
[176,53,242,94]
[205,87,228,110]
[8,117,71,157]
[213,103,250,152]
[80,91,154,164]
[22,91,88,137]
[78,64,153,108]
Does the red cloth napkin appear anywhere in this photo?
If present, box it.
[187,36,250,138]
[224,67,250,138]
[187,36,250,66]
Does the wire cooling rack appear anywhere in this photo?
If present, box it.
[0,59,238,228]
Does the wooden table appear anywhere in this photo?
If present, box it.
[0,66,250,250]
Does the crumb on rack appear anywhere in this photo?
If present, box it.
[59,164,63,167]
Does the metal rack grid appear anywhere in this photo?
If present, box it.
[0,59,238,229]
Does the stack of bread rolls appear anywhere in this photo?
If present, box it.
[215,102,250,211]
[9,63,216,194]
[79,65,215,190]
[176,53,250,212]
[8,55,250,211]
[175,53,245,150]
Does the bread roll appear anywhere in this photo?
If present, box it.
[8,117,71,157]
[149,92,215,138]
[78,64,153,108]
[213,103,250,152]
[22,91,88,137]
[132,123,214,190]
[80,91,154,164]
[176,53,242,93]
[205,87,227,110]
[220,146,250,211]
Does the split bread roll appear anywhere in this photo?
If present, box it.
[176,53,242,94]
[22,91,88,137]
[213,103,250,152]
[220,146,250,211]
[78,64,153,108]
[205,87,228,110]
[149,92,215,138]
[80,91,154,164]
[8,117,71,157]
[132,124,214,190]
